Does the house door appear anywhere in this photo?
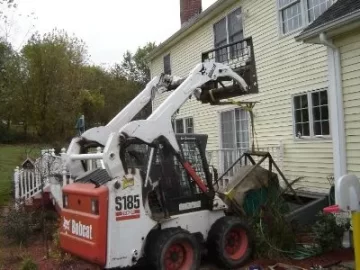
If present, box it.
[220,108,250,177]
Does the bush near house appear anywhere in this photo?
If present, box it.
[20,256,38,270]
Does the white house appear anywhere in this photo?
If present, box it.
[296,0,360,187]
[148,0,341,194]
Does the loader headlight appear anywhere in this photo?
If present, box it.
[91,199,99,215]
[63,194,68,208]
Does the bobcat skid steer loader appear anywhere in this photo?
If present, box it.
[60,62,254,270]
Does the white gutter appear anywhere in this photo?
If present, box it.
[319,32,347,181]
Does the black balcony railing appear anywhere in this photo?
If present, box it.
[200,37,258,103]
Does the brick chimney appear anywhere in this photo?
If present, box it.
[180,0,202,26]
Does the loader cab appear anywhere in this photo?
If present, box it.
[121,134,215,218]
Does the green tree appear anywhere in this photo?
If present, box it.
[0,39,24,130]
[21,29,88,141]
[97,64,143,124]
[0,18,158,144]
[117,42,157,120]
[78,89,105,128]
[121,41,156,86]
[133,41,156,84]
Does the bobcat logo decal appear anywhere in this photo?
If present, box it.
[63,217,70,232]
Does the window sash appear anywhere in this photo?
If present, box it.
[175,119,184,133]
[174,117,194,134]
[220,108,249,150]
[163,54,171,75]
[214,17,227,47]
[307,0,334,23]
[278,0,335,35]
[279,0,303,34]
[213,8,243,62]
[293,89,330,138]
[279,0,300,9]
[185,118,194,133]
[214,8,243,46]
[311,90,329,136]
[227,8,243,40]
[282,2,302,34]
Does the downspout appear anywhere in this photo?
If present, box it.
[319,32,347,181]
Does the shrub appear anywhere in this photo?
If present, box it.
[20,256,38,270]
[1,205,33,245]
[312,212,346,253]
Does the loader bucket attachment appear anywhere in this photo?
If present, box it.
[216,151,301,216]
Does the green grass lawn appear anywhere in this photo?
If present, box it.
[0,144,45,206]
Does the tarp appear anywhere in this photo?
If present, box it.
[219,165,280,214]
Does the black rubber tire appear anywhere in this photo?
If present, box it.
[207,216,253,269]
[148,227,201,270]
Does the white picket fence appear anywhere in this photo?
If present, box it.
[13,149,60,203]
[13,147,104,206]
[13,168,43,201]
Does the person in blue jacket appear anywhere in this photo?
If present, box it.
[75,114,85,136]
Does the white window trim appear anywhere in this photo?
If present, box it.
[212,6,243,47]
[291,88,332,141]
[217,107,251,150]
[277,0,336,37]
[174,117,194,134]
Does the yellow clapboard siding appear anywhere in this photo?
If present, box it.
[341,55,360,67]
[342,62,360,74]
[342,77,360,89]
[337,29,360,177]
[345,122,360,131]
[343,91,360,101]
[347,136,360,144]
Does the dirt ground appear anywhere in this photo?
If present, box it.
[0,236,354,270]
[0,233,99,270]
[0,206,355,270]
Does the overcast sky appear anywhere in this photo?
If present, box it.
[4,0,217,66]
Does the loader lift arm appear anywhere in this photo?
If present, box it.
[116,62,249,198]
[118,62,248,154]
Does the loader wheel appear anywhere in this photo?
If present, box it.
[207,216,253,269]
[149,227,201,270]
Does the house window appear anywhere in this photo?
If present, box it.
[174,117,194,134]
[307,0,334,23]
[278,0,335,34]
[185,118,194,133]
[175,119,184,133]
[220,108,249,150]
[279,0,303,34]
[220,108,249,176]
[213,8,243,62]
[293,89,330,138]
[163,53,171,75]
